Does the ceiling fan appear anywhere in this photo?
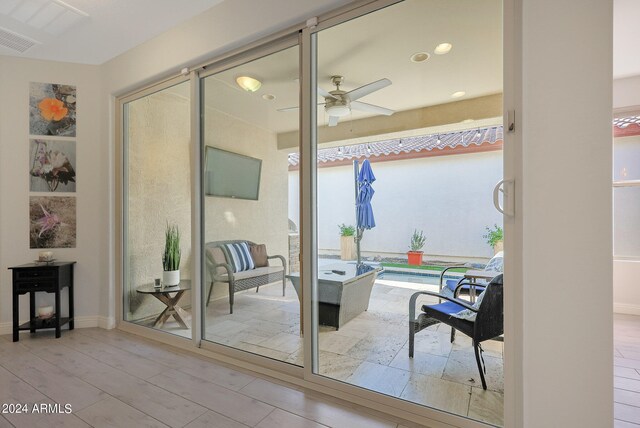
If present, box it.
[278,75,394,127]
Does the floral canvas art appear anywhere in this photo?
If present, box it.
[29,82,76,137]
[29,196,76,248]
[30,139,76,192]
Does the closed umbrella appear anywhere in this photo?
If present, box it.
[355,159,376,265]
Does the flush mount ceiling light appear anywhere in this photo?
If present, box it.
[236,76,262,92]
[410,52,430,63]
[451,91,466,98]
[262,94,276,101]
[434,42,452,55]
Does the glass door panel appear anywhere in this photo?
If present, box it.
[201,45,302,365]
[313,0,504,424]
[123,80,192,338]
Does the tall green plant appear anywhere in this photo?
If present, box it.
[338,223,356,237]
[483,224,503,247]
[409,229,426,252]
[162,223,181,271]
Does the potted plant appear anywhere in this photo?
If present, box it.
[483,224,504,255]
[407,229,426,266]
[338,224,356,260]
[162,223,181,286]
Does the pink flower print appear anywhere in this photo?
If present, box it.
[35,204,61,237]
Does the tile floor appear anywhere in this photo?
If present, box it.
[3,313,636,427]
[199,278,504,426]
[614,314,640,427]
[0,328,424,428]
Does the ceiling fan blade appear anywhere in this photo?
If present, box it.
[350,101,394,116]
[347,78,392,101]
[328,116,340,127]
[277,106,299,112]
[278,102,325,112]
[318,87,338,100]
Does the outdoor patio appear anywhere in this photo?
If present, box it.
[165,274,505,426]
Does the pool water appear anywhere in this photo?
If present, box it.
[378,270,460,286]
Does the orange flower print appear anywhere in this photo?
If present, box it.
[38,98,68,121]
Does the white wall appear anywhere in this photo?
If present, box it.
[0,56,108,330]
[519,0,613,426]
[290,150,503,261]
[203,107,289,301]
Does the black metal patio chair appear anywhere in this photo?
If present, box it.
[408,274,503,390]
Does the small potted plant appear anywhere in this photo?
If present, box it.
[483,224,504,255]
[338,223,356,260]
[162,223,181,286]
[407,229,426,266]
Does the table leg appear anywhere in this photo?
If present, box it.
[55,288,61,338]
[172,305,191,329]
[13,287,19,342]
[152,306,172,328]
[152,291,190,329]
[29,291,36,333]
[69,265,74,330]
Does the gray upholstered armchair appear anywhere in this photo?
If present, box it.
[205,240,286,313]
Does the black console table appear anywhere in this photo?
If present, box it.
[9,261,76,342]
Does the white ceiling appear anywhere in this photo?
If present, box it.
[2,0,637,77]
[203,0,503,133]
[0,0,224,64]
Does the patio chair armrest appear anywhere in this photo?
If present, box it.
[267,254,287,273]
[410,290,477,320]
[439,265,468,287]
[410,291,432,321]
[211,262,234,282]
[453,280,485,297]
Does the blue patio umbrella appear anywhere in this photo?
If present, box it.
[355,159,376,264]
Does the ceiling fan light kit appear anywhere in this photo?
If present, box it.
[434,42,453,55]
[236,76,262,92]
[278,75,394,127]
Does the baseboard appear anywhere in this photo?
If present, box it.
[614,303,640,316]
[0,315,115,335]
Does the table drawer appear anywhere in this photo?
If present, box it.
[15,269,56,280]
[15,281,56,293]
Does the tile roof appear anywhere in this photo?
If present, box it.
[287,126,503,167]
[614,116,640,128]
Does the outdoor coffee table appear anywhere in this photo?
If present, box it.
[287,262,379,330]
[137,281,191,329]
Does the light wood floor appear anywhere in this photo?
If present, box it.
[615,314,640,427]
[0,327,428,428]
[1,313,636,427]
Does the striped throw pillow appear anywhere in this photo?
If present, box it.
[221,242,255,273]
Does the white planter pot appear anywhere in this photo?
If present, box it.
[163,270,180,286]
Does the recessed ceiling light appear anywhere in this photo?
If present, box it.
[434,43,452,55]
[451,91,466,98]
[262,94,276,101]
[410,52,430,63]
[236,76,261,92]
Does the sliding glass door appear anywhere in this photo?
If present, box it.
[119,1,509,425]
[199,44,302,365]
[311,0,505,424]
[122,79,192,338]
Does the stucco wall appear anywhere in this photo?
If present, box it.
[290,150,503,261]
[203,107,289,301]
[125,87,191,320]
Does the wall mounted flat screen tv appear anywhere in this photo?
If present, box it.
[205,147,262,200]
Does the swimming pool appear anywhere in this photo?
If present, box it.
[378,270,461,286]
